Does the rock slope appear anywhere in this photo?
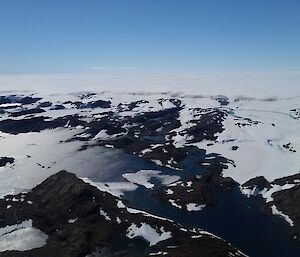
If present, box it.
[0,171,246,257]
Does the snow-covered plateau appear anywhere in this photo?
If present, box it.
[0,79,299,257]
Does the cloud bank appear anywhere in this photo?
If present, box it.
[0,71,299,98]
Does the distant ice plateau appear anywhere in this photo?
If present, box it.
[0,77,299,256]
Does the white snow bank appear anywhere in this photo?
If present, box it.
[115,200,173,222]
[0,220,48,252]
[271,205,294,227]
[261,184,295,203]
[240,182,297,227]
[168,199,182,209]
[186,203,206,211]
[0,128,128,198]
[80,177,138,197]
[240,186,260,198]
[126,223,171,246]
[193,102,300,183]
[122,170,180,189]
[99,208,111,221]
[68,218,78,224]
[0,129,83,198]
[0,103,22,108]
[240,183,296,203]
[92,129,125,140]
[149,251,168,256]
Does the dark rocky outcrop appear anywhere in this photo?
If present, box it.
[0,115,85,134]
[178,108,227,144]
[9,108,46,117]
[201,169,238,192]
[243,173,300,240]
[87,100,111,109]
[50,104,65,110]
[38,101,52,108]
[0,157,14,167]
[271,184,300,239]
[64,100,111,109]
[214,95,229,106]
[273,173,300,186]
[159,170,238,210]
[0,96,41,105]
[19,96,42,105]
[159,177,217,209]
[0,171,246,257]
[117,100,149,112]
[242,176,271,191]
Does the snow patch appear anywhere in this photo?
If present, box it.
[99,208,111,221]
[169,199,182,209]
[80,177,138,197]
[186,203,206,211]
[0,220,48,252]
[126,223,172,246]
[271,205,294,227]
[68,218,78,224]
[122,170,180,189]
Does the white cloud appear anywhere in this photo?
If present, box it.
[0,71,299,97]
[87,66,141,71]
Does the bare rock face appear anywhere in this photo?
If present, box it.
[242,176,271,191]
[0,115,84,134]
[0,157,14,167]
[272,185,300,238]
[0,171,246,257]
[159,177,218,210]
[242,173,300,240]
[0,95,41,105]
[9,108,46,117]
[264,173,300,239]
[158,171,238,211]
[273,173,300,186]
[0,171,121,257]
[200,169,238,192]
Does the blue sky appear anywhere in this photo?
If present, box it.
[0,0,300,74]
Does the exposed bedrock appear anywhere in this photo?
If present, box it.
[0,171,246,257]
[242,173,300,239]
